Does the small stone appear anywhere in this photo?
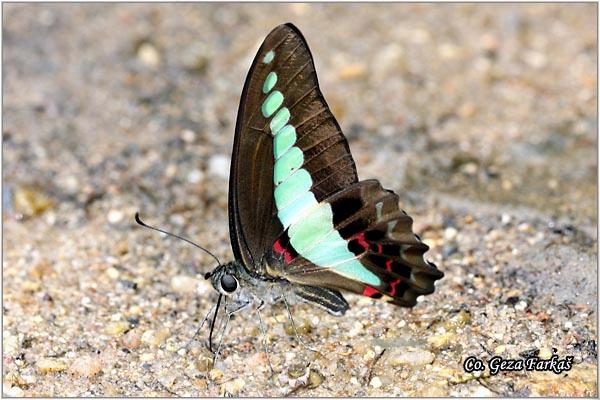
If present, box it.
[13,186,54,217]
[69,355,103,377]
[501,214,512,225]
[106,267,120,280]
[514,301,528,311]
[307,369,324,389]
[564,321,573,330]
[370,376,382,388]
[494,345,506,355]
[196,354,214,373]
[443,227,458,241]
[158,372,177,389]
[427,332,454,350]
[222,378,245,395]
[21,280,40,292]
[181,129,196,142]
[4,386,24,397]
[137,41,161,67]
[37,358,67,373]
[121,330,141,349]
[338,64,367,80]
[539,347,552,359]
[107,209,124,224]
[208,368,223,382]
[187,169,204,184]
[284,318,312,336]
[141,329,170,347]
[387,349,435,366]
[208,155,230,180]
[471,386,493,397]
[105,321,129,336]
[170,275,200,295]
[288,363,307,378]
[140,353,154,362]
[461,162,478,175]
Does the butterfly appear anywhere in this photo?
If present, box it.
[209,22,443,316]
[138,23,443,350]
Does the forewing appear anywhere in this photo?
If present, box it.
[229,23,358,269]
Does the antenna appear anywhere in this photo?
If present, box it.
[135,212,222,269]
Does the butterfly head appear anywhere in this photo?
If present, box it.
[204,261,246,296]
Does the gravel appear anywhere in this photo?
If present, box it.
[3,3,597,397]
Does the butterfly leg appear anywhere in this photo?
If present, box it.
[178,303,216,353]
[282,296,320,354]
[255,301,276,380]
[212,297,251,364]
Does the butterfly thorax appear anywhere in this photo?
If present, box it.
[209,260,294,309]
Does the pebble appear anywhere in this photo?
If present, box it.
[443,227,458,241]
[13,186,54,217]
[338,64,367,80]
[69,355,103,377]
[141,329,170,347]
[121,330,141,349]
[222,378,245,395]
[386,349,435,366]
[106,267,120,280]
[140,353,154,362]
[37,358,67,373]
[427,332,454,350]
[137,41,161,67]
[307,369,324,389]
[4,386,24,397]
[107,209,124,224]
[105,321,129,336]
[539,347,552,359]
[208,155,230,179]
[170,275,200,295]
[471,386,494,397]
[564,321,573,330]
[180,129,196,143]
[514,301,528,311]
[187,169,204,184]
[196,355,214,373]
[208,368,224,382]
[370,376,382,388]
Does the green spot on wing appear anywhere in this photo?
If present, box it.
[289,203,334,252]
[261,91,283,118]
[273,125,297,159]
[263,50,275,64]
[274,146,303,185]
[262,72,277,94]
[270,107,290,134]
[277,190,317,229]
[274,168,312,210]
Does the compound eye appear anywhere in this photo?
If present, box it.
[220,274,238,293]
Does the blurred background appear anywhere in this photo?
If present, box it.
[3,3,597,397]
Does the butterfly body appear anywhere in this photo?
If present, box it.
[212,23,442,316]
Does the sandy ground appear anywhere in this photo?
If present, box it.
[2,3,597,397]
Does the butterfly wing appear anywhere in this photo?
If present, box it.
[267,180,443,307]
[231,23,442,308]
[229,23,358,270]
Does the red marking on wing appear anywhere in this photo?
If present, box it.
[362,286,379,298]
[377,243,383,253]
[389,279,401,297]
[273,239,293,264]
[273,239,285,254]
[385,259,393,272]
[354,232,369,251]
